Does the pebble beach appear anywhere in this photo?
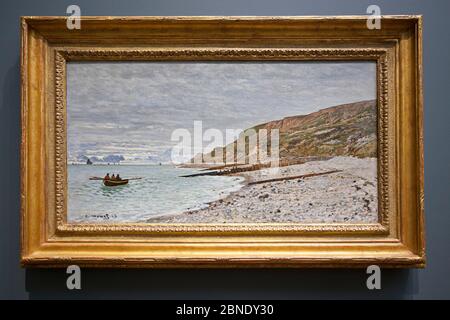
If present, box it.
[146,156,378,224]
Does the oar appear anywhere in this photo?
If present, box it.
[89,176,104,180]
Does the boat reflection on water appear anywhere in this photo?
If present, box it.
[100,182,129,197]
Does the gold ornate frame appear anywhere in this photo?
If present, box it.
[21,16,424,267]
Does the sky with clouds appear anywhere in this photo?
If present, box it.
[67,61,376,163]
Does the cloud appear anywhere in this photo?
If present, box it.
[67,61,376,161]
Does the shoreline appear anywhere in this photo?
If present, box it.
[146,156,378,224]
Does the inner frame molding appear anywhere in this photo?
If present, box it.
[20,16,424,268]
[54,48,389,235]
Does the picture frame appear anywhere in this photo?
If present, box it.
[20,16,424,268]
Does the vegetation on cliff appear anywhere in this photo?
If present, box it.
[192,100,377,165]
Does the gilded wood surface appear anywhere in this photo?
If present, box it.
[20,16,424,268]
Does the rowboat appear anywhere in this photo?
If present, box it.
[103,179,129,187]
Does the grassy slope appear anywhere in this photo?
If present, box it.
[194,100,377,164]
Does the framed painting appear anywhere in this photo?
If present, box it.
[20,16,424,267]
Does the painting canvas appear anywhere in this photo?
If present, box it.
[67,61,378,224]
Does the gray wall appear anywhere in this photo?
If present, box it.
[1,0,449,299]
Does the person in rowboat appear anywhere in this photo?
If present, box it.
[104,173,110,181]
[111,174,116,180]
[116,174,122,181]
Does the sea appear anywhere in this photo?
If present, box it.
[68,164,245,223]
